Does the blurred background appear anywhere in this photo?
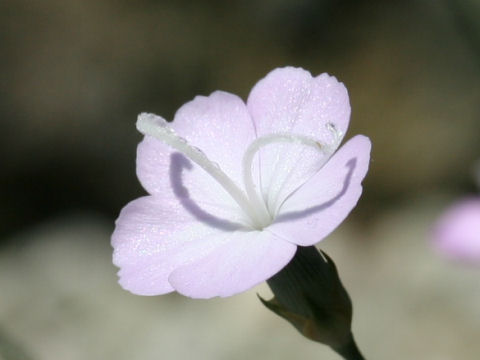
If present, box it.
[1,0,479,359]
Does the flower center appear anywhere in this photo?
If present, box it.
[137,113,341,230]
[241,129,341,226]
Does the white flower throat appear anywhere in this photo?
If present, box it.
[137,113,342,230]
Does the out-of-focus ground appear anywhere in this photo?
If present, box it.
[1,0,479,359]
[2,198,480,360]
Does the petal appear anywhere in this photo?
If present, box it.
[246,67,351,213]
[247,67,350,138]
[136,91,256,224]
[111,196,242,296]
[267,135,371,246]
[168,230,297,298]
[172,91,256,185]
[432,197,480,262]
[248,139,336,216]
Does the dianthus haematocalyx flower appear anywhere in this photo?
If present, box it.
[432,197,480,262]
[112,67,371,298]
[432,161,480,263]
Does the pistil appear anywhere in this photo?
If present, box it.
[137,113,266,229]
[241,124,342,218]
[137,113,342,231]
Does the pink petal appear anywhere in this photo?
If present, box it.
[172,91,256,184]
[112,196,242,296]
[432,197,480,262]
[168,231,296,298]
[246,67,351,212]
[267,135,371,246]
[137,91,255,194]
[248,67,350,138]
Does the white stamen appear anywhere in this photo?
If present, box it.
[137,113,266,229]
[137,114,343,230]
[326,123,343,149]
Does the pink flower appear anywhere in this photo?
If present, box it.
[432,197,480,263]
[111,67,371,298]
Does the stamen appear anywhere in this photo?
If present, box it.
[326,123,343,149]
[242,124,342,218]
[137,113,265,229]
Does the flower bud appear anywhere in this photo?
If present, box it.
[259,246,364,359]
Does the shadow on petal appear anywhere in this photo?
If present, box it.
[274,158,357,223]
[169,153,244,231]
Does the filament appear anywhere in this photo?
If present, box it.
[137,113,267,229]
[242,125,342,217]
[137,113,342,230]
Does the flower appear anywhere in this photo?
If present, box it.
[111,67,371,298]
[432,197,480,263]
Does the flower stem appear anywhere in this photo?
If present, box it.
[332,333,366,360]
